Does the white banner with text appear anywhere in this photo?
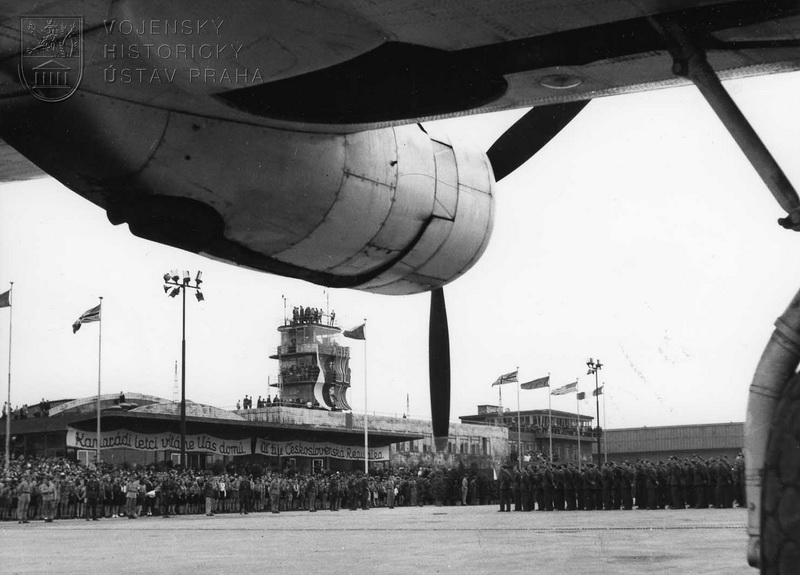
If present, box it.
[255,438,389,461]
[66,427,252,455]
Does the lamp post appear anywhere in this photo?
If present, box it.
[586,358,603,464]
[163,270,204,468]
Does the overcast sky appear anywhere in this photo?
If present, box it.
[1,71,799,430]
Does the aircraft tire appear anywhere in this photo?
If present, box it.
[760,371,800,574]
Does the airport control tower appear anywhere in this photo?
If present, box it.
[269,306,352,410]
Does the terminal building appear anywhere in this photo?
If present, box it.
[458,405,744,465]
[0,393,508,473]
[459,404,596,464]
[0,392,420,471]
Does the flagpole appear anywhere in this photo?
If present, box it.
[548,373,553,463]
[602,382,607,463]
[4,282,12,472]
[576,385,581,471]
[363,319,368,475]
[516,366,521,469]
[96,296,102,466]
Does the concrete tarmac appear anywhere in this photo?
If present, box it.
[0,506,753,574]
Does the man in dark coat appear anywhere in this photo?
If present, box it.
[238,475,252,514]
[498,465,513,512]
[553,465,565,511]
[348,474,359,510]
[693,456,709,509]
[583,465,595,511]
[329,473,340,511]
[359,473,370,510]
[733,453,746,507]
[601,463,614,511]
[85,472,102,521]
[521,467,532,511]
[542,463,555,511]
[512,468,522,511]
[667,457,684,509]
[306,475,318,512]
[619,462,634,510]
[160,472,175,517]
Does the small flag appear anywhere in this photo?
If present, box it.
[577,391,586,400]
[491,370,518,386]
[593,385,604,397]
[0,289,10,308]
[343,323,366,340]
[551,381,578,395]
[520,375,549,390]
[73,304,101,333]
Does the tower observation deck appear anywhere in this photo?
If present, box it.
[269,306,352,411]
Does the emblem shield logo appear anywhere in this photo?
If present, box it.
[19,17,83,102]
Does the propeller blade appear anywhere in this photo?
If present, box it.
[429,287,451,451]
[486,100,589,182]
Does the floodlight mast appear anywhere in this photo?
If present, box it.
[163,271,204,469]
[586,358,603,464]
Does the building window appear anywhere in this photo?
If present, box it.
[482,437,490,456]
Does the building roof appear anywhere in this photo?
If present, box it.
[604,422,744,454]
[49,392,168,416]
[130,402,244,421]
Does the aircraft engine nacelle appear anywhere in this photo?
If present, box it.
[0,93,495,295]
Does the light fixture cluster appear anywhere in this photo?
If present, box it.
[163,269,205,301]
[586,357,602,375]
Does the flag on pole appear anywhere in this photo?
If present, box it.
[0,289,9,308]
[576,391,586,400]
[551,381,578,395]
[520,375,550,390]
[593,385,604,397]
[72,304,101,333]
[491,370,518,386]
[343,323,366,340]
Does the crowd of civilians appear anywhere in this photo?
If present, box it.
[0,451,745,523]
[0,456,498,522]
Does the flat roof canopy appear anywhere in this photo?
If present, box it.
[67,411,422,448]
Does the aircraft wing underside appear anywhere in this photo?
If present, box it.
[0,0,798,295]
[0,0,797,146]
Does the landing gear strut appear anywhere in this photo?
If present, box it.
[650,16,800,573]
